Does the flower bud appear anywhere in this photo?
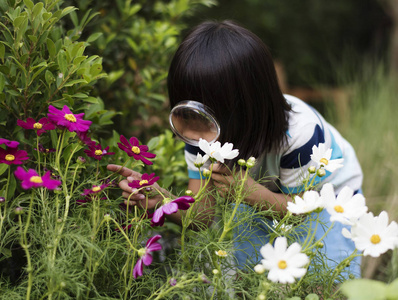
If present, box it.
[254,264,266,274]
[257,294,266,300]
[247,157,256,164]
[212,269,219,275]
[308,166,316,174]
[77,156,86,164]
[203,168,211,177]
[316,241,324,249]
[169,278,177,286]
[15,207,23,215]
[238,159,246,166]
[317,168,326,177]
[199,273,211,284]
[185,190,193,196]
[0,197,5,204]
[103,214,111,221]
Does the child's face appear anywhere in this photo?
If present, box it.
[171,114,218,145]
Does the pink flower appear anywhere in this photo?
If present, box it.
[76,131,94,146]
[82,183,110,196]
[14,167,61,190]
[0,147,29,165]
[35,144,56,153]
[133,235,162,278]
[47,105,92,133]
[84,142,115,160]
[17,117,55,136]
[0,138,19,148]
[151,196,195,226]
[128,173,159,189]
[117,136,156,165]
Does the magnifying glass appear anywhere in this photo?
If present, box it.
[169,100,220,146]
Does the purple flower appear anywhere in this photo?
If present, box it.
[17,117,55,136]
[76,131,94,146]
[133,235,162,278]
[47,105,92,133]
[82,183,110,196]
[128,173,160,189]
[14,167,61,190]
[0,147,29,165]
[84,142,115,160]
[117,135,156,165]
[169,278,177,286]
[35,144,56,154]
[151,196,195,227]
[0,138,19,148]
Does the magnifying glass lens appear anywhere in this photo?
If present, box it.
[169,101,220,146]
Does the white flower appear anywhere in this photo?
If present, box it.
[260,237,309,284]
[215,250,228,257]
[310,143,344,172]
[272,219,293,233]
[321,183,368,226]
[194,153,209,168]
[287,190,324,215]
[342,211,398,257]
[198,138,239,163]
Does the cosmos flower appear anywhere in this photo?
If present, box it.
[342,211,398,257]
[321,183,368,226]
[287,190,325,215]
[0,138,19,148]
[84,142,115,160]
[194,153,209,168]
[310,143,344,172]
[14,167,61,190]
[198,138,239,163]
[76,131,94,146]
[151,196,195,226]
[0,147,29,165]
[17,117,55,136]
[260,237,309,284]
[117,135,156,165]
[215,250,228,257]
[82,183,110,196]
[47,105,92,133]
[128,173,160,189]
[35,144,56,154]
[133,235,162,278]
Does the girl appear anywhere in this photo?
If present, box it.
[108,20,363,277]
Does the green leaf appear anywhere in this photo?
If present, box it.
[73,56,87,65]
[0,164,8,177]
[63,79,87,87]
[87,32,102,43]
[0,42,4,62]
[0,74,4,92]
[46,38,56,58]
[13,15,26,27]
[6,173,16,202]
[386,278,398,299]
[45,70,54,85]
[60,6,77,18]
[28,35,37,43]
[57,50,67,74]
[305,294,319,300]
[341,279,387,300]
[23,0,34,10]
[32,2,44,19]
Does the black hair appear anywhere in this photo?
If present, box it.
[168,20,291,164]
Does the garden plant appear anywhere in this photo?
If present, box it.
[1,0,398,300]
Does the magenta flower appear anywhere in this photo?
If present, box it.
[84,143,115,160]
[82,183,110,196]
[76,131,94,146]
[17,117,55,136]
[117,136,156,165]
[128,173,160,189]
[133,235,162,278]
[0,147,29,165]
[14,167,61,190]
[47,105,92,133]
[0,138,19,148]
[151,196,195,226]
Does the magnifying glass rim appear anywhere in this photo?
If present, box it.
[169,100,220,146]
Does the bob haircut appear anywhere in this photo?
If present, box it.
[167,20,291,163]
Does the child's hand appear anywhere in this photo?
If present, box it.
[107,164,164,210]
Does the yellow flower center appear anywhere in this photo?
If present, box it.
[278,260,287,269]
[320,158,329,165]
[64,114,77,122]
[30,176,43,184]
[131,146,140,154]
[370,234,381,244]
[95,150,103,156]
[5,154,15,161]
[334,205,344,213]
[139,180,149,186]
[92,186,101,192]
[33,122,43,129]
[215,250,227,257]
